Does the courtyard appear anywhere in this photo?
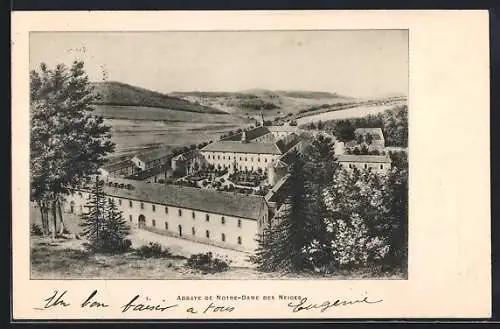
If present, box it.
[176,167,271,196]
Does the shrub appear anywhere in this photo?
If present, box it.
[135,242,171,258]
[116,238,132,253]
[186,252,230,273]
[31,223,43,236]
[219,177,225,183]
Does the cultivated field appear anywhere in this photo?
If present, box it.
[296,102,408,126]
[172,91,353,117]
[93,105,250,158]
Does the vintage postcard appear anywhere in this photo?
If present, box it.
[11,10,490,320]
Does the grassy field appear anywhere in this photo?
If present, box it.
[31,237,404,280]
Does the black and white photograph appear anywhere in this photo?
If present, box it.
[29,30,409,280]
[12,10,492,320]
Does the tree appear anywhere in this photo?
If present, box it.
[30,61,115,238]
[356,133,364,144]
[80,179,131,253]
[80,179,107,250]
[321,167,392,270]
[384,151,408,267]
[252,151,330,272]
[193,161,200,172]
[101,198,131,253]
[333,120,355,142]
[366,133,373,145]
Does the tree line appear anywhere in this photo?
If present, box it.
[305,105,408,147]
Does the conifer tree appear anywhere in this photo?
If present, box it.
[252,151,330,272]
[101,198,131,253]
[80,179,107,251]
[80,179,131,253]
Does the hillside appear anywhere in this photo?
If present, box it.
[169,89,353,117]
[91,81,227,114]
[87,82,251,159]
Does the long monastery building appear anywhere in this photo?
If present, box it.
[66,179,271,252]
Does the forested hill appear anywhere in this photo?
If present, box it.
[90,81,227,114]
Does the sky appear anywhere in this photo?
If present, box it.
[30,30,408,98]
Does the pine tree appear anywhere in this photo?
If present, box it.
[102,198,131,253]
[252,151,330,272]
[80,179,107,251]
[253,206,292,272]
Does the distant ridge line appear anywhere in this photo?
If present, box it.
[90,81,228,115]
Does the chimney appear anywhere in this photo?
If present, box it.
[241,131,247,143]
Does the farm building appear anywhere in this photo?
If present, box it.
[337,154,392,174]
[131,147,171,171]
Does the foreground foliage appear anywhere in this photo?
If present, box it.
[30,61,114,238]
[186,252,230,274]
[252,135,408,275]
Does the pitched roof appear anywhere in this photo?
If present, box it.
[275,134,301,154]
[134,147,171,163]
[201,140,282,154]
[100,179,267,220]
[245,126,271,140]
[221,126,271,142]
[172,149,201,161]
[101,160,134,172]
[127,164,166,180]
[265,173,291,201]
[337,154,391,163]
[354,128,384,140]
[267,125,297,132]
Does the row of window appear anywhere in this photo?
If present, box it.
[119,201,242,227]
[93,196,244,228]
[141,217,243,245]
[346,163,385,170]
[206,154,268,163]
[211,163,263,172]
